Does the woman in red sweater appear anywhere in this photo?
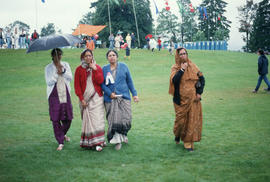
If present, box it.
[74,49,105,151]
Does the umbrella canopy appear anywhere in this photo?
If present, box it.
[27,34,81,53]
[145,34,153,39]
[72,24,106,36]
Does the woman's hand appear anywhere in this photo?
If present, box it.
[181,62,188,70]
[196,94,201,101]
[133,96,139,102]
[110,92,117,99]
[56,65,63,75]
[89,61,97,70]
[81,99,88,109]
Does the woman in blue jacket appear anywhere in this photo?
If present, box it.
[101,50,139,150]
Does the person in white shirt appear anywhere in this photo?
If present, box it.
[45,48,73,151]
[149,38,157,52]
[13,28,19,49]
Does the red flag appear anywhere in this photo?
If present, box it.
[123,0,126,3]
[189,3,194,13]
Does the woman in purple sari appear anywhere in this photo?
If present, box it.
[45,48,73,151]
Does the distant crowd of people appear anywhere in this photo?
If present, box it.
[146,36,175,55]
[0,28,40,49]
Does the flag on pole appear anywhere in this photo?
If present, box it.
[153,0,159,14]
[203,7,208,19]
[41,0,45,3]
[199,7,204,19]
[123,0,126,3]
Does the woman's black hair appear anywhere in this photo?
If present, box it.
[258,49,264,55]
[51,48,63,58]
[177,47,188,55]
[81,49,93,61]
[106,50,118,59]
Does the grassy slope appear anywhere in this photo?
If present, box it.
[0,49,269,182]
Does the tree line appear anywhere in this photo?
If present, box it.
[238,0,270,52]
[2,0,269,52]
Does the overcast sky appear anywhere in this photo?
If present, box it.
[0,0,262,51]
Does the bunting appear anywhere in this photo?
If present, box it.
[165,0,170,11]
[189,3,194,13]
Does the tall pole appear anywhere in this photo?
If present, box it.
[132,0,140,48]
[35,0,38,30]
[107,0,112,35]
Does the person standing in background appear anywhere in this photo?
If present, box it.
[0,28,4,49]
[5,29,12,49]
[131,33,135,49]
[19,29,26,49]
[31,29,39,41]
[86,37,95,51]
[252,49,270,93]
[109,33,115,50]
[126,33,131,49]
[157,37,162,51]
[13,28,19,49]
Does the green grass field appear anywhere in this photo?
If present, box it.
[0,48,269,182]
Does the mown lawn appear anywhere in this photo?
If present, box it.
[0,48,269,182]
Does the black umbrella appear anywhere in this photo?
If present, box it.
[27,34,81,53]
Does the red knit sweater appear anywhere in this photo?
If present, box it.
[74,64,104,101]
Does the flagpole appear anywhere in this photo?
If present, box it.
[153,0,159,39]
[132,0,140,48]
[35,0,38,30]
[107,0,112,35]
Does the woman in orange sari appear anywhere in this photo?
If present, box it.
[169,47,205,152]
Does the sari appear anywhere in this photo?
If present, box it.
[169,48,203,149]
[79,70,106,148]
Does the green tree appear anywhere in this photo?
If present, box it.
[89,0,152,48]
[40,23,56,37]
[79,12,93,25]
[4,20,30,34]
[198,0,231,41]
[177,0,198,43]
[192,30,207,41]
[156,9,180,42]
[237,0,257,52]
[249,0,270,52]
